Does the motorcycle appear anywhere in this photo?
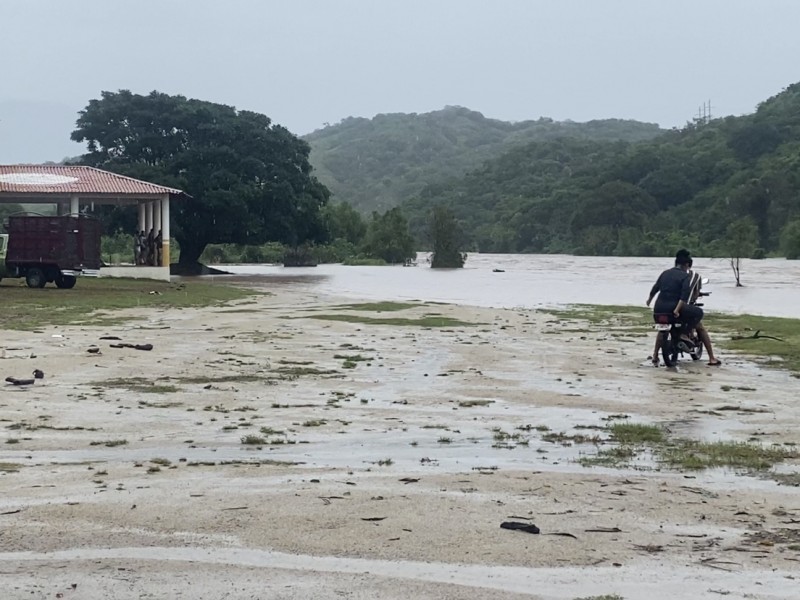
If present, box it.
[652,273,710,368]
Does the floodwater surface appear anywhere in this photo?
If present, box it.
[218,254,800,318]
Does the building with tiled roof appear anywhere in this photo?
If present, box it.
[0,164,187,275]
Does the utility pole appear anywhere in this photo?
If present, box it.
[695,100,712,125]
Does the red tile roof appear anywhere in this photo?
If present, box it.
[0,165,184,197]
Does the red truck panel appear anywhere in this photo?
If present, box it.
[6,216,102,271]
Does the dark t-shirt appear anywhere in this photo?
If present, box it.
[650,267,691,313]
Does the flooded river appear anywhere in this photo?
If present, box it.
[219,254,800,318]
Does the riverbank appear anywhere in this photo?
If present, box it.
[1,286,798,599]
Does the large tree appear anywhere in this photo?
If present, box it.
[71,90,329,266]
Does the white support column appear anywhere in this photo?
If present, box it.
[153,199,162,235]
[138,203,146,233]
[70,195,79,215]
[145,202,154,233]
[160,194,170,267]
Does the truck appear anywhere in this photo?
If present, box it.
[0,215,102,289]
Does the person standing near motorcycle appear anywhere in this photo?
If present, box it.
[646,249,704,344]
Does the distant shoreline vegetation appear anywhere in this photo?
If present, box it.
[99,235,798,267]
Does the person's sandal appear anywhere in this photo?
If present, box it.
[707,359,722,366]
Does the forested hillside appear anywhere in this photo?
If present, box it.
[402,83,800,257]
[305,107,662,213]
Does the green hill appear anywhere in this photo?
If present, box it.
[400,83,800,257]
[304,106,662,213]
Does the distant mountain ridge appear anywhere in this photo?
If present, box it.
[304,106,663,213]
[398,82,800,257]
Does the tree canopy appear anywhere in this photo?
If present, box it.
[72,90,330,266]
[360,208,415,264]
[396,83,800,258]
[430,206,466,268]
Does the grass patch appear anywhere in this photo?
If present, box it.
[0,462,22,472]
[259,426,284,435]
[302,420,327,427]
[579,445,638,467]
[138,400,183,408]
[542,431,603,445]
[301,314,474,327]
[275,366,338,376]
[333,354,373,362]
[660,440,798,470]
[175,374,265,384]
[540,304,649,327]
[335,301,419,312]
[580,421,797,473]
[458,399,494,407]
[0,278,259,330]
[91,377,180,394]
[90,439,128,447]
[705,313,800,374]
[241,435,266,445]
[609,423,664,445]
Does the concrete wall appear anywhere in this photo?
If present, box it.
[99,266,171,282]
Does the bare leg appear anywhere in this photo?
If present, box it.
[651,333,661,365]
[696,323,718,364]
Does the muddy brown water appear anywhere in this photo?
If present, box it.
[214,254,800,318]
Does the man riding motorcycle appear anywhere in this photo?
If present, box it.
[646,250,721,367]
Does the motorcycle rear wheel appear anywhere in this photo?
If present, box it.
[660,331,677,368]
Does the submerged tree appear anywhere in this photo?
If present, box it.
[725,217,759,286]
[430,206,466,268]
[361,207,415,264]
[71,90,329,267]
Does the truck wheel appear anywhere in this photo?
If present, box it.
[26,268,47,289]
[55,275,77,289]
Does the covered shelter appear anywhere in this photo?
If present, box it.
[0,165,188,281]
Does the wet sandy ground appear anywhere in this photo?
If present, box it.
[1,289,799,599]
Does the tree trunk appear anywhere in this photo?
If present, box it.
[730,257,743,287]
[175,236,207,273]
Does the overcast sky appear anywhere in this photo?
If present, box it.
[2,0,799,163]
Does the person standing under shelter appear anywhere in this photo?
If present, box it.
[136,230,147,265]
[146,229,155,265]
[155,229,163,266]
